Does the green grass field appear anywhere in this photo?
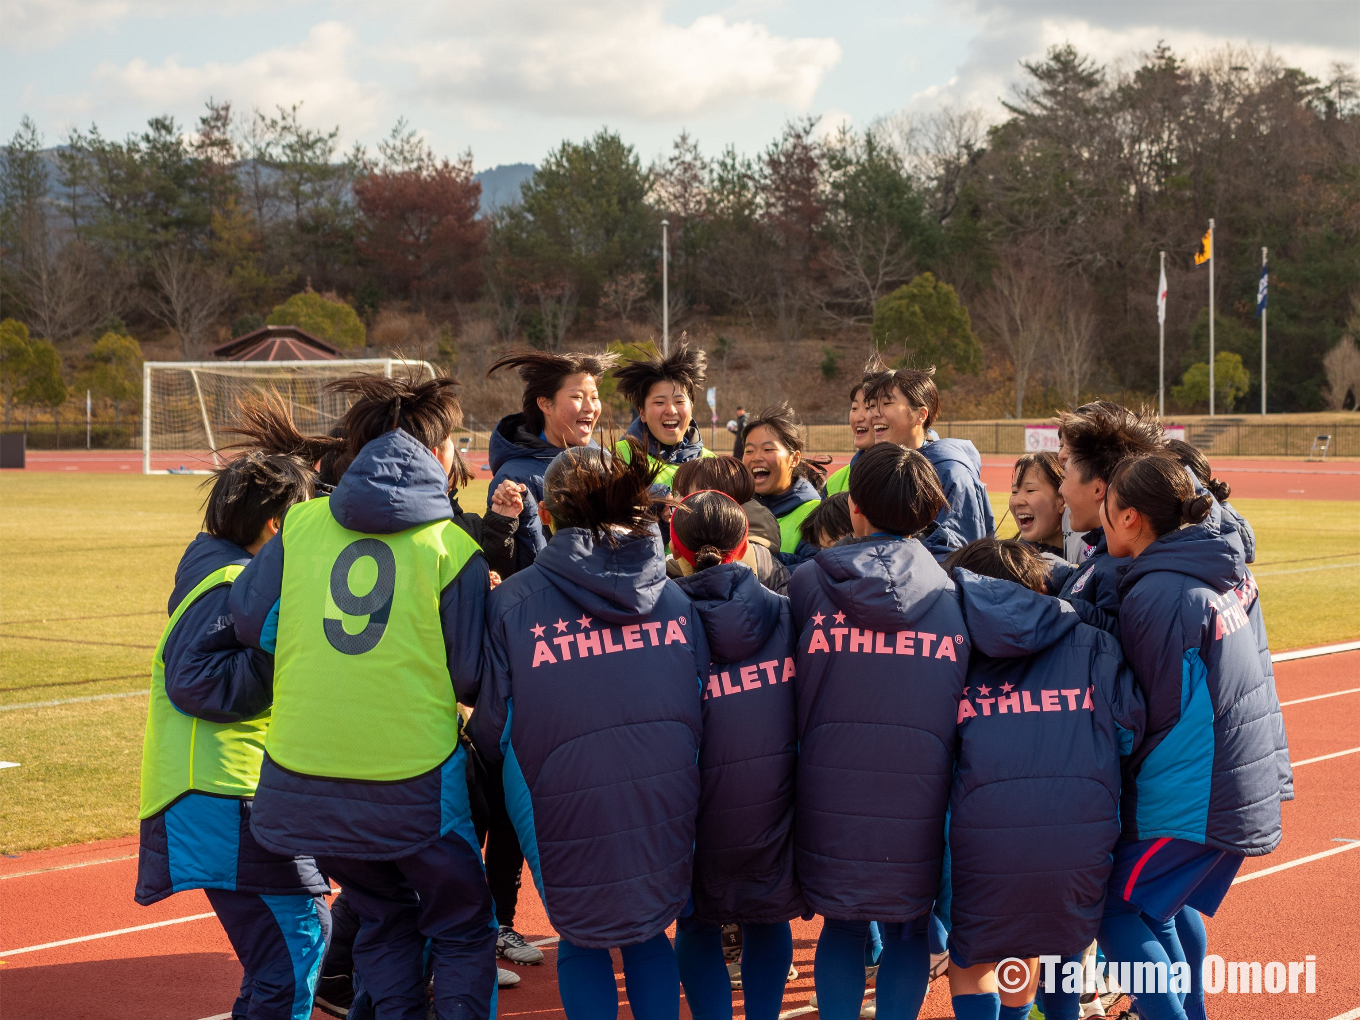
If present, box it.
[0,474,1353,853]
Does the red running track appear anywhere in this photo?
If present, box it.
[10,450,1360,501]
[3,650,1359,1020]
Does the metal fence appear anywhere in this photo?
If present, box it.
[796,421,1360,458]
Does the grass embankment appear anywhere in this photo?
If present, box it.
[0,475,1349,852]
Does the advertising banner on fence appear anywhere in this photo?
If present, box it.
[1025,424,1185,453]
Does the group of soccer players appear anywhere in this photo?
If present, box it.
[138,343,1286,1020]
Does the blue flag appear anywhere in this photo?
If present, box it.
[1257,261,1268,316]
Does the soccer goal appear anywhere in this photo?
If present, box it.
[141,359,436,474]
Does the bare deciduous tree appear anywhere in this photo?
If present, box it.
[978,253,1059,417]
[145,246,233,358]
[22,242,106,343]
[601,271,647,321]
[1052,283,1099,408]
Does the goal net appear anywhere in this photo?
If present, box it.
[141,359,436,474]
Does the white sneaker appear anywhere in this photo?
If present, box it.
[497,927,545,965]
[497,968,521,988]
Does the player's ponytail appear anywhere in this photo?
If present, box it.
[225,392,343,464]
[670,490,749,572]
[329,370,464,462]
[1106,452,1210,538]
[542,439,664,542]
[1165,438,1231,502]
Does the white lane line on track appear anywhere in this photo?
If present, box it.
[1281,687,1360,707]
[1256,562,1360,577]
[529,935,561,947]
[0,854,137,880]
[1233,841,1360,885]
[1272,641,1360,663]
[0,690,147,712]
[0,912,216,957]
[194,1014,233,1020]
[1292,746,1360,767]
[1325,1008,1360,1020]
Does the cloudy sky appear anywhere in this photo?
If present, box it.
[3,0,1357,169]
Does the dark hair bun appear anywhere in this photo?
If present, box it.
[694,545,725,570]
[1206,477,1231,502]
[1181,493,1213,524]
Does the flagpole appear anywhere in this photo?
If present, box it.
[661,219,670,357]
[1208,218,1215,417]
[1159,250,1166,418]
[1261,246,1268,416]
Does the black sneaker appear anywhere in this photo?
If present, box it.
[315,973,354,1018]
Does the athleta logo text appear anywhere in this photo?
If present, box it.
[705,659,796,700]
[530,614,688,668]
[803,611,960,661]
[956,684,1095,723]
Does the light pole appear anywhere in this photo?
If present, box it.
[661,219,670,356]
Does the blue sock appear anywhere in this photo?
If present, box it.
[557,939,621,1020]
[873,921,929,1020]
[674,921,731,1020]
[951,992,1000,1020]
[1098,913,1188,1020]
[620,932,681,1020]
[740,922,794,1020]
[1174,908,1208,1020]
[998,1003,1033,1020]
[814,918,870,1020]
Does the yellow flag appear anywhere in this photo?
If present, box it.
[1194,227,1212,266]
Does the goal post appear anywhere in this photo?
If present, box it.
[142,359,436,474]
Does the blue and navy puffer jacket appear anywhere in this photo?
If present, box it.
[1115,514,1283,856]
[231,429,489,860]
[137,534,327,906]
[487,412,578,573]
[673,563,805,926]
[1218,498,1256,564]
[468,525,706,948]
[920,437,995,544]
[755,478,822,567]
[789,537,969,922]
[1056,529,1129,635]
[946,570,1145,966]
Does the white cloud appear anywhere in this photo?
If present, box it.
[85,21,381,137]
[906,0,1359,118]
[396,1,842,120]
[1,0,267,49]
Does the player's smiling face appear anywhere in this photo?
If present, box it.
[641,382,692,446]
[539,372,601,448]
[1010,465,1065,547]
[848,388,874,451]
[743,425,799,496]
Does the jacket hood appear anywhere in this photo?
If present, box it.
[811,536,951,631]
[624,416,706,466]
[330,429,454,535]
[488,412,563,475]
[921,437,982,474]
[673,563,782,661]
[169,532,251,613]
[1118,509,1246,598]
[534,525,670,623]
[953,569,1080,657]
[756,477,820,519]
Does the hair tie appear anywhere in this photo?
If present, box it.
[669,489,749,568]
[391,396,402,429]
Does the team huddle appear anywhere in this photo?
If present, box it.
[136,344,1288,1020]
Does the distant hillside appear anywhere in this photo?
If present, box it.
[472,163,535,216]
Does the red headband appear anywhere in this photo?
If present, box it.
[669,490,749,568]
